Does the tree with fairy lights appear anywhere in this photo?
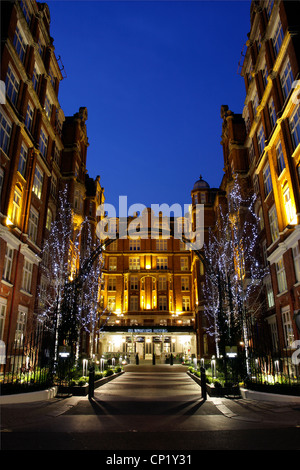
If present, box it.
[203,175,267,379]
[38,187,107,367]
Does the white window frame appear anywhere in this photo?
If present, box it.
[17,142,28,177]
[292,245,300,283]
[130,296,138,312]
[289,107,300,150]
[0,110,12,154]
[156,239,167,251]
[257,124,265,155]
[13,24,27,62]
[129,257,140,271]
[276,258,287,293]
[130,275,138,290]
[0,298,7,341]
[21,259,33,293]
[276,141,285,174]
[268,205,279,243]
[272,19,284,56]
[180,257,188,271]
[32,164,43,199]
[14,306,27,348]
[181,277,189,291]
[158,295,167,311]
[157,257,168,270]
[281,307,294,348]
[39,127,48,158]
[158,276,167,291]
[263,162,272,197]
[109,257,117,271]
[129,239,141,251]
[28,206,39,243]
[11,187,21,225]
[182,296,191,312]
[280,59,294,101]
[25,101,34,132]
[5,65,19,106]
[3,245,13,282]
[108,277,117,291]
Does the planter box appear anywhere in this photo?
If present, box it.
[58,371,124,397]
[187,371,240,397]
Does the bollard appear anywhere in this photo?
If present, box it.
[170,353,173,366]
[200,366,207,401]
[152,353,156,365]
[136,353,139,365]
[88,365,95,400]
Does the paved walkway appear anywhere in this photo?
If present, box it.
[1,364,300,450]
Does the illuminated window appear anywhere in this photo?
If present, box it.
[268,205,279,243]
[263,162,272,197]
[157,257,168,270]
[181,277,189,291]
[158,276,167,290]
[289,107,300,149]
[283,186,296,224]
[130,276,138,290]
[281,308,294,348]
[182,297,190,312]
[21,259,33,293]
[46,208,52,231]
[292,245,300,282]
[280,59,294,101]
[5,65,19,105]
[108,277,117,291]
[266,277,275,308]
[3,246,13,282]
[158,296,167,311]
[129,239,140,251]
[109,257,117,271]
[0,298,7,341]
[129,257,140,270]
[44,93,52,120]
[272,19,284,56]
[11,188,21,225]
[130,296,138,311]
[180,257,188,271]
[107,296,116,312]
[28,206,39,243]
[32,165,43,199]
[17,142,28,177]
[14,307,27,348]
[276,141,285,174]
[156,239,167,251]
[276,258,287,293]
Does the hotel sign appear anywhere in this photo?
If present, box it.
[128,328,168,333]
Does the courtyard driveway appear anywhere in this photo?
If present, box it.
[1,364,300,451]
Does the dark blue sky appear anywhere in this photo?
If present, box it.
[48,0,251,212]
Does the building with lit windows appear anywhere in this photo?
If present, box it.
[0,1,104,366]
[222,0,300,372]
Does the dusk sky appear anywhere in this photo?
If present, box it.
[48,0,251,213]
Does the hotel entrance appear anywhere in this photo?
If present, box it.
[101,328,196,363]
